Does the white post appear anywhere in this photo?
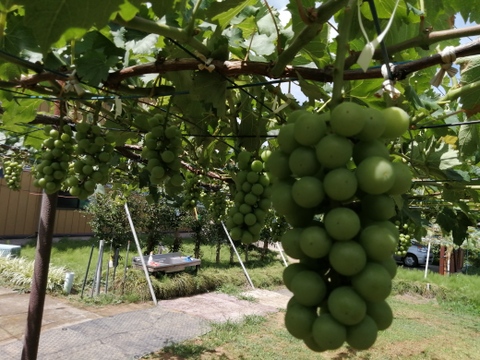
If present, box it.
[221,221,255,289]
[94,240,105,296]
[276,242,288,267]
[124,203,158,305]
[424,242,431,279]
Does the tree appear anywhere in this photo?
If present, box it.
[2,0,480,358]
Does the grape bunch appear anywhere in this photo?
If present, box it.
[2,159,23,190]
[181,173,204,210]
[268,103,412,352]
[204,183,231,221]
[141,114,184,195]
[66,122,114,200]
[33,125,75,194]
[395,220,416,256]
[225,150,272,244]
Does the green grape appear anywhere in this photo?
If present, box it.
[66,122,114,199]
[3,159,24,191]
[33,125,76,194]
[269,106,410,353]
[225,151,271,244]
[141,114,184,194]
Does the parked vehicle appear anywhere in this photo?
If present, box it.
[395,241,434,267]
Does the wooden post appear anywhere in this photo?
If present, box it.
[21,191,58,360]
[439,245,445,275]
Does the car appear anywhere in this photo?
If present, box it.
[395,241,434,267]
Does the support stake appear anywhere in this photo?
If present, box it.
[221,221,255,289]
[125,203,158,305]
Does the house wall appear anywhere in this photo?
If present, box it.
[0,170,92,239]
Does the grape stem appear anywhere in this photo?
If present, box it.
[330,0,357,109]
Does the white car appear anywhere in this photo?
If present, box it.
[395,241,434,267]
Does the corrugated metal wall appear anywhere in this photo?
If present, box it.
[0,170,92,238]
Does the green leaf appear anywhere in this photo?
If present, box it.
[436,208,456,233]
[76,51,118,85]
[296,72,328,101]
[206,0,257,29]
[458,123,480,158]
[426,142,462,170]
[247,33,276,56]
[19,0,124,52]
[23,129,45,149]
[439,147,462,170]
[191,71,227,117]
[452,211,472,246]
[0,99,41,128]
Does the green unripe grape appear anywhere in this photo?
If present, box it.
[381,107,410,138]
[278,123,300,154]
[289,146,320,177]
[356,156,395,195]
[49,129,60,139]
[293,112,327,146]
[330,102,366,137]
[316,134,353,169]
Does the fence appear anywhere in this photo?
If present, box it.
[0,170,92,239]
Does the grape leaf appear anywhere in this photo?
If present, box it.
[1,99,42,128]
[457,56,480,116]
[206,0,257,29]
[458,123,480,158]
[19,0,124,52]
[191,71,227,117]
[76,51,119,86]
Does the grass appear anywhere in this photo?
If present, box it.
[6,237,285,301]
[143,293,480,360]
[3,237,480,359]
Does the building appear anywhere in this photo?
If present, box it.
[0,170,92,240]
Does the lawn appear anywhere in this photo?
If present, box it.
[143,290,480,360]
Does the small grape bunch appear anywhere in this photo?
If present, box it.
[141,114,184,195]
[204,183,232,221]
[395,220,415,256]
[181,173,204,210]
[66,122,114,200]
[3,159,23,190]
[33,125,75,194]
[225,150,271,244]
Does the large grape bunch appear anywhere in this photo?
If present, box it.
[33,125,75,194]
[141,113,184,195]
[268,103,413,352]
[66,122,114,200]
[2,158,23,190]
[225,150,272,244]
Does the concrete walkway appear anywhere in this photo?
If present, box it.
[0,287,290,359]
